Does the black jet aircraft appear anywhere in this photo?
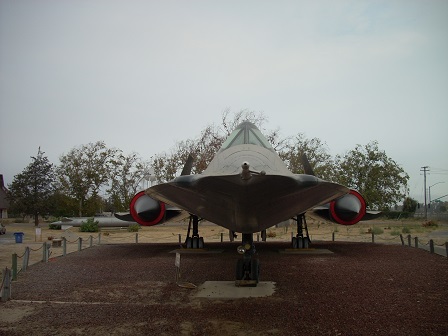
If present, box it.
[120,121,376,285]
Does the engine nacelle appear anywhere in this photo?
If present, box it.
[129,191,166,226]
[329,190,367,225]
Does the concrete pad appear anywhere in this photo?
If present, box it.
[195,281,276,299]
[279,248,333,254]
[169,249,224,254]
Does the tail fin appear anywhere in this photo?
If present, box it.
[180,154,194,176]
[301,153,315,176]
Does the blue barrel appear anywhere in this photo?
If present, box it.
[13,232,24,243]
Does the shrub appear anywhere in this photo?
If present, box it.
[402,227,411,234]
[368,227,384,235]
[422,220,438,228]
[390,229,401,236]
[80,218,99,232]
[382,211,412,219]
[127,224,140,232]
[267,230,277,238]
[49,223,62,230]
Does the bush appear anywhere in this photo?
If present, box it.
[267,230,277,238]
[422,220,438,228]
[49,223,62,230]
[402,227,411,234]
[368,227,384,235]
[79,218,99,232]
[390,229,401,236]
[127,224,140,232]
[382,211,412,219]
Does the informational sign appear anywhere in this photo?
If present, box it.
[35,227,42,242]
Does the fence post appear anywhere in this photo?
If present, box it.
[371,232,375,243]
[135,233,138,244]
[78,238,82,252]
[257,233,259,242]
[89,236,93,247]
[62,237,67,256]
[407,235,411,247]
[429,240,434,254]
[1,268,11,302]
[42,242,48,262]
[332,232,335,242]
[414,237,419,249]
[178,234,182,244]
[400,234,404,246]
[11,254,18,281]
[445,242,448,259]
[22,247,30,272]
[98,233,101,245]
[220,233,223,242]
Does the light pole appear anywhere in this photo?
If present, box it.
[429,182,445,215]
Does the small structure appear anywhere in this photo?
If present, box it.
[0,175,9,219]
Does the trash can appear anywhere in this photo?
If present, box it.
[13,232,24,243]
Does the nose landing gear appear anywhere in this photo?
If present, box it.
[235,233,260,287]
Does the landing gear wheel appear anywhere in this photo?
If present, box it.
[236,259,244,280]
[292,237,296,248]
[198,237,204,249]
[250,259,260,283]
[192,237,199,249]
[303,237,309,248]
[185,237,192,248]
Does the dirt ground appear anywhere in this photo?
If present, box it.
[1,217,446,272]
[0,218,447,335]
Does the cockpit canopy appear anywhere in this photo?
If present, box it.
[220,121,274,151]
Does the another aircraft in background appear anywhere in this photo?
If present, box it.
[119,121,378,285]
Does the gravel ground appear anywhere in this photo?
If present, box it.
[1,241,447,336]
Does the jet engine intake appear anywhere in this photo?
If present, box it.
[129,191,166,226]
[329,190,366,225]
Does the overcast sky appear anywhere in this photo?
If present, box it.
[1,0,447,203]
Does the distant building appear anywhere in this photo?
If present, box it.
[0,175,9,218]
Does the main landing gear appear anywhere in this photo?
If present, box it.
[235,233,260,287]
[184,215,204,249]
[292,214,311,249]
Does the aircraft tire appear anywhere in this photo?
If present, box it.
[251,259,260,282]
[185,237,192,249]
[292,237,297,248]
[303,238,309,248]
[192,237,199,249]
[236,259,244,280]
[198,237,204,249]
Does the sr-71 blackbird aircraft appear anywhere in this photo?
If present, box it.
[118,121,377,285]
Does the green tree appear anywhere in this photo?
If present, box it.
[279,133,334,180]
[334,141,409,210]
[47,189,79,217]
[57,141,118,216]
[7,148,56,226]
[402,197,418,213]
